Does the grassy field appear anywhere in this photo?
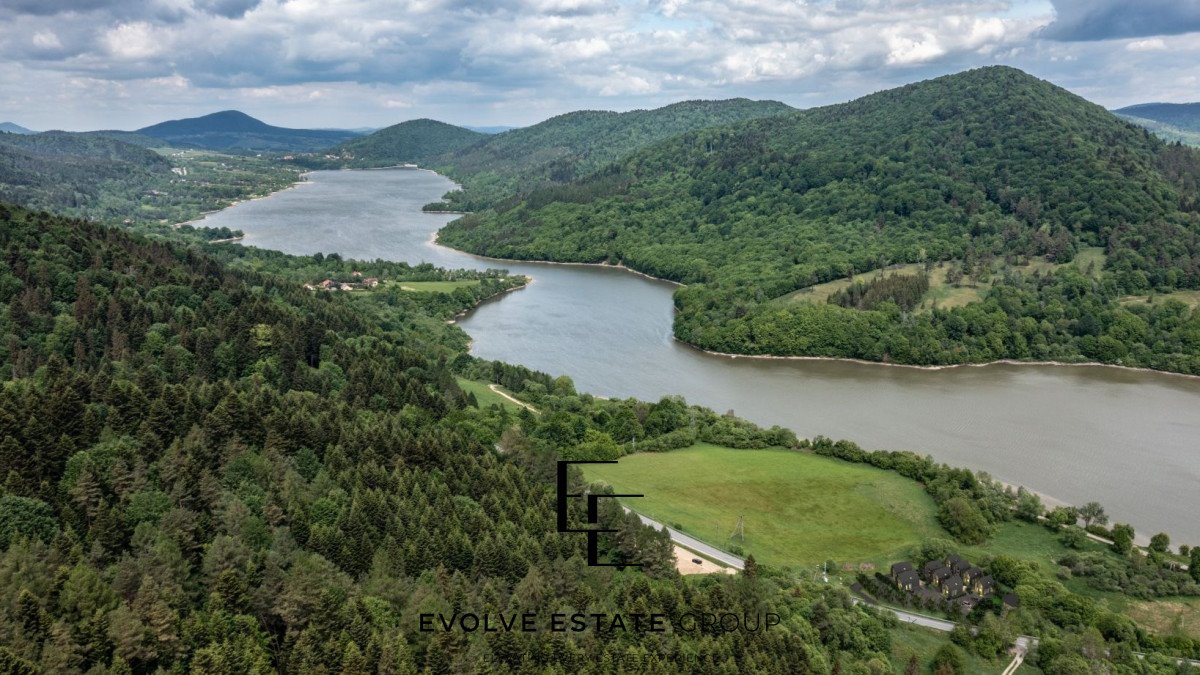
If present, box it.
[1125,597,1200,639]
[455,377,523,411]
[1119,289,1200,309]
[888,623,1022,673]
[581,444,944,567]
[779,247,1107,311]
[393,279,482,293]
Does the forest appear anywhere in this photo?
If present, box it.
[2,191,1199,671]
[418,99,794,212]
[0,202,928,674]
[0,132,299,238]
[438,66,1200,374]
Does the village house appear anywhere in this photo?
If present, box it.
[888,554,998,615]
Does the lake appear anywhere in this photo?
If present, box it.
[202,168,1200,545]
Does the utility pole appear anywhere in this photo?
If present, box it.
[730,515,744,542]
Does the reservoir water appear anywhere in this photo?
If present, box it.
[202,168,1200,545]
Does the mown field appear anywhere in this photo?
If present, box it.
[581,444,944,567]
[456,377,523,411]
[779,247,1107,311]
[394,279,482,293]
[583,443,1200,640]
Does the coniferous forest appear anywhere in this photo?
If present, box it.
[0,203,900,673]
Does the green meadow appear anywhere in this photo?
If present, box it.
[582,444,944,567]
[394,279,482,293]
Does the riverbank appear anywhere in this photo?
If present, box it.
[199,165,1200,547]
[432,230,1200,379]
[176,171,312,228]
[431,231,684,287]
[445,276,533,324]
[677,339,1200,382]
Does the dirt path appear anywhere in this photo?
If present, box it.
[489,384,538,413]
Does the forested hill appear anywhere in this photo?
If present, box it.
[0,123,35,135]
[426,98,795,211]
[0,202,901,673]
[322,118,487,167]
[0,132,170,217]
[136,110,359,151]
[439,66,1200,374]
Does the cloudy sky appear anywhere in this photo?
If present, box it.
[1,0,1198,131]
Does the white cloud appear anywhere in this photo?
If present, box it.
[1126,38,1167,52]
[0,0,1195,129]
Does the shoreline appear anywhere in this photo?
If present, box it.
[445,277,533,324]
[199,166,1196,545]
[429,231,684,287]
[429,232,1200,383]
[676,339,1200,381]
[175,171,312,228]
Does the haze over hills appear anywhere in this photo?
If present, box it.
[441,66,1200,372]
[323,118,487,167]
[1114,103,1200,146]
[136,110,361,151]
[1114,102,1200,132]
[0,122,35,135]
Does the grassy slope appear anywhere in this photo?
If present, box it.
[889,623,1017,673]
[455,377,523,412]
[586,443,1200,637]
[582,444,944,567]
[393,280,482,293]
[779,247,1107,311]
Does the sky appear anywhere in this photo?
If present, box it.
[1,0,1198,131]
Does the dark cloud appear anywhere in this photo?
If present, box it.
[193,0,261,19]
[1,0,115,14]
[1040,0,1200,41]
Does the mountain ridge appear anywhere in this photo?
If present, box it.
[135,109,361,151]
[426,97,796,210]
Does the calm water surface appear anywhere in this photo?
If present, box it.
[203,169,1200,544]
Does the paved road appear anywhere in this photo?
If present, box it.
[849,597,957,632]
[626,509,745,570]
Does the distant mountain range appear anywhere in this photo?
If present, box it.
[1114,102,1200,131]
[135,110,362,152]
[466,125,518,134]
[0,122,35,135]
[1113,102,1200,146]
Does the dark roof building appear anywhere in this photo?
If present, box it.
[890,561,914,577]
[895,569,921,592]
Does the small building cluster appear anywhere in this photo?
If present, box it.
[890,554,997,614]
[304,273,380,292]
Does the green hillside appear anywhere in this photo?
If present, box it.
[0,132,299,233]
[0,132,170,216]
[440,66,1200,374]
[324,118,487,167]
[427,98,795,210]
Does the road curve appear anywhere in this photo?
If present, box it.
[626,508,745,570]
